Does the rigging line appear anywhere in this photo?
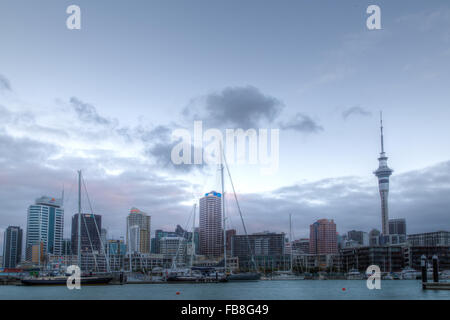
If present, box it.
[221,149,257,271]
[82,176,111,273]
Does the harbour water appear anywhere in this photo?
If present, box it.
[1,280,449,300]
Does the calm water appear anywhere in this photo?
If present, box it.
[1,280,449,300]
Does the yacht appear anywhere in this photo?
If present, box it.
[270,271,305,281]
[347,269,363,280]
[401,268,420,280]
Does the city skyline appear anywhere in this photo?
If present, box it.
[1,1,450,251]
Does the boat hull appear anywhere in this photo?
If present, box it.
[21,276,113,286]
[227,273,261,281]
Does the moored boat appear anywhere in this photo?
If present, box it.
[21,275,113,286]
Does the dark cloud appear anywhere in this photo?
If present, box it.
[0,74,11,92]
[342,106,372,120]
[70,97,114,126]
[183,86,283,129]
[141,125,205,173]
[279,113,323,133]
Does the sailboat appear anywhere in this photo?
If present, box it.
[164,204,227,283]
[22,170,113,286]
[220,149,260,281]
[271,214,304,281]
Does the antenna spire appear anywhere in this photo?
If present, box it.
[380,111,385,154]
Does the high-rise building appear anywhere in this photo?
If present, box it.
[389,219,406,235]
[25,196,64,261]
[347,230,369,246]
[107,239,127,255]
[2,226,23,268]
[374,114,393,235]
[199,191,222,258]
[71,213,102,254]
[62,238,72,255]
[152,229,178,254]
[292,238,310,254]
[101,228,107,253]
[226,229,236,256]
[309,219,337,255]
[126,207,151,254]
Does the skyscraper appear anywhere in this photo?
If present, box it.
[71,213,102,254]
[199,191,222,258]
[374,113,393,235]
[126,207,151,254]
[389,218,406,235]
[25,196,64,261]
[2,226,23,268]
[309,219,338,255]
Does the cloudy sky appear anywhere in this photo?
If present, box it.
[1,0,450,252]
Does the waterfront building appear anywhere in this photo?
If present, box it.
[340,246,404,273]
[125,253,173,271]
[2,226,23,268]
[160,236,187,264]
[25,196,64,261]
[71,213,102,254]
[293,253,341,273]
[407,245,450,271]
[199,191,223,258]
[407,231,449,246]
[373,114,393,235]
[231,231,285,269]
[309,219,338,255]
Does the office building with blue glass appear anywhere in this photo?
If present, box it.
[25,196,64,261]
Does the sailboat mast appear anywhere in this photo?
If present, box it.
[77,170,82,268]
[221,161,227,274]
[289,214,293,273]
[190,204,197,268]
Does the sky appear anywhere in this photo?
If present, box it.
[1,0,450,252]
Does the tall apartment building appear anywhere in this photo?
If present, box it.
[71,213,102,254]
[199,191,222,258]
[126,207,151,254]
[309,219,338,255]
[25,196,64,261]
[2,226,23,268]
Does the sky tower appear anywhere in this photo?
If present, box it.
[374,112,393,235]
